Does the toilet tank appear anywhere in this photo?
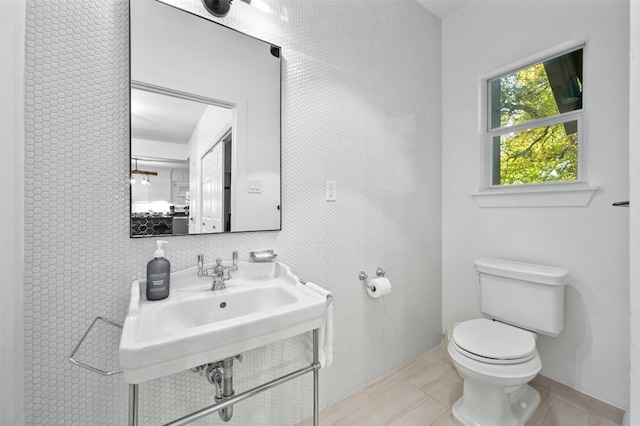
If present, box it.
[475,258,569,337]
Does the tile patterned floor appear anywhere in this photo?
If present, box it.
[299,344,620,426]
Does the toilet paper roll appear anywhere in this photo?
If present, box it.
[367,277,392,298]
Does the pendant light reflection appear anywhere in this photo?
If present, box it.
[131,158,157,186]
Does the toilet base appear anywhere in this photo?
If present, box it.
[451,383,540,426]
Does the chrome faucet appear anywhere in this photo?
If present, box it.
[211,259,228,291]
[197,253,237,291]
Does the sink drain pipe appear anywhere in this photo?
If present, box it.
[207,358,235,422]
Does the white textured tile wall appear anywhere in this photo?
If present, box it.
[23,0,442,424]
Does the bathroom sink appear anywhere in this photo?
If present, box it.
[161,285,298,329]
[119,261,327,384]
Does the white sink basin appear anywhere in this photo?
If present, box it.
[119,261,327,384]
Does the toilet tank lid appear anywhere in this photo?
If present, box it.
[474,258,570,286]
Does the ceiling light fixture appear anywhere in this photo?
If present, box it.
[201,0,252,18]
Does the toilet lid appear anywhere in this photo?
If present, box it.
[452,318,536,364]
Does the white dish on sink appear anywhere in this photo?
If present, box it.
[119,261,327,384]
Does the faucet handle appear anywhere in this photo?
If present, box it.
[231,251,239,270]
[197,254,205,277]
[223,268,232,280]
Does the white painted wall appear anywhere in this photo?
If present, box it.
[629,0,639,422]
[0,1,25,425]
[442,0,630,409]
[131,137,190,161]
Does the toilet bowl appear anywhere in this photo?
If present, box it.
[447,258,569,426]
[448,319,542,426]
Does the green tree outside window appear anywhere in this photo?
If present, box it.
[488,48,583,186]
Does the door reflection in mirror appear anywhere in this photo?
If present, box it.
[200,130,232,234]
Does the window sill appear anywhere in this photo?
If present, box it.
[472,185,599,208]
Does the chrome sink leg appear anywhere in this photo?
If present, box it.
[313,328,319,426]
[129,384,139,426]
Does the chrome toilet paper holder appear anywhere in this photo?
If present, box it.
[359,267,386,291]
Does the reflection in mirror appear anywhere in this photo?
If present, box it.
[131,84,234,236]
[130,0,281,237]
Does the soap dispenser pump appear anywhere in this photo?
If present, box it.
[146,240,170,301]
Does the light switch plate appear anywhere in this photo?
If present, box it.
[326,180,336,201]
[249,180,261,193]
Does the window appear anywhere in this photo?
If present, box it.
[485,46,584,188]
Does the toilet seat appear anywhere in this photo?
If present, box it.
[452,318,536,365]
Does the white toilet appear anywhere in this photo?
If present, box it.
[447,258,569,426]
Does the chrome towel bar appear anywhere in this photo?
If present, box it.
[68,316,123,376]
[300,279,334,307]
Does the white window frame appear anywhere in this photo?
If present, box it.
[474,40,598,207]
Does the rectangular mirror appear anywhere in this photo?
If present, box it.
[130,0,281,237]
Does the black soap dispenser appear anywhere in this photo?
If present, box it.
[146,240,170,301]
